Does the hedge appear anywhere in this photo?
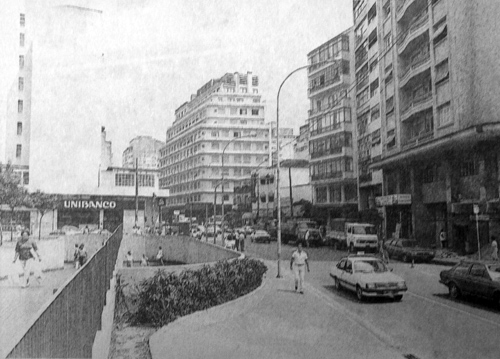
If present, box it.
[131,258,267,327]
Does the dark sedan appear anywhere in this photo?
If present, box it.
[385,239,435,263]
[251,230,271,244]
[439,261,500,305]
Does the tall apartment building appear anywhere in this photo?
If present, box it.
[159,72,269,222]
[307,29,358,224]
[268,121,295,165]
[0,1,31,185]
[122,136,165,169]
[362,0,500,252]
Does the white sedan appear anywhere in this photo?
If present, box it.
[330,255,407,301]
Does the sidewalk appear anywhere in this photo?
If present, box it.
[0,264,76,359]
[149,260,403,359]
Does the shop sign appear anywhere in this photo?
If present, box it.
[470,215,489,221]
[64,200,117,209]
[375,195,394,207]
[394,194,412,205]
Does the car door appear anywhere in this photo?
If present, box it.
[469,264,493,299]
[341,260,356,291]
[451,262,472,293]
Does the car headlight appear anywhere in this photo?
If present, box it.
[397,282,406,288]
[366,283,376,289]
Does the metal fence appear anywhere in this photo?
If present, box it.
[7,225,123,359]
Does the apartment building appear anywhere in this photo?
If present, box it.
[122,136,165,169]
[366,0,500,253]
[307,28,358,224]
[159,72,269,222]
[268,121,295,165]
[0,1,31,185]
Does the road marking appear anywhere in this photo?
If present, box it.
[305,283,408,355]
[406,291,500,328]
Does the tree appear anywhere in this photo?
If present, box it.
[30,191,60,240]
[0,163,30,243]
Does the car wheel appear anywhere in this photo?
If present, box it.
[349,243,354,253]
[394,295,403,302]
[356,286,364,301]
[403,254,409,263]
[449,283,461,299]
[334,277,341,290]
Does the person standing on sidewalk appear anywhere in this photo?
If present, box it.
[440,229,447,249]
[239,230,245,252]
[491,236,498,261]
[290,243,310,294]
[13,230,42,288]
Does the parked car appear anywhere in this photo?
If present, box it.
[205,225,221,237]
[251,230,271,243]
[281,219,321,246]
[330,254,408,301]
[385,239,435,263]
[243,225,254,235]
[439,260,500,305]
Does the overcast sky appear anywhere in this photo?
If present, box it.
[28,0,353,193]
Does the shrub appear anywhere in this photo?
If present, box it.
[131,258,267,327]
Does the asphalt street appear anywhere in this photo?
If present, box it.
[246,240,500,359]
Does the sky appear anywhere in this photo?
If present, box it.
[28,0,354,193]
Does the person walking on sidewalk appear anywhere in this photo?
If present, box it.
[290,243,310,294]
[156,246,164,265]
[13,230,42,288]
[491,236,498,261]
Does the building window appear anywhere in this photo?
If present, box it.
[253,89,258,94]
[240,87,247,93]
[437,102,451,126]
[268,192,274,202]
[240,108,247,115]
[251,109,259,116]
[435,59,449,84]
[370,78,379,97]
[19,77,24,91]
[422,165,436,183]
[17,122,22,135]
[459,160,479,177]
[316,187,327,203]
[19,55,24,69]
[371,105,380,121]
[211,155,219,163]
[211,142,219,150]
[23,172,29,185]
[233,131,240,138]
[20,33,25,47]
[243,155,251,163]
[384,32,392,49]
[20,13,25,27]
[16,144,22,158]
[211,131,219,137]
[138,174,155,187]
[212,168,220,175]
[329,185,342,203]
[18,100,23,113]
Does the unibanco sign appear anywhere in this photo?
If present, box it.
[63,200,117,209]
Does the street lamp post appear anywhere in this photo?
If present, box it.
[276,57,341,278]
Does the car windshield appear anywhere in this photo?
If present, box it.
[354,259,388,273]
[401,240,417,248]
[487,264,500,279]
[353,226,377,235]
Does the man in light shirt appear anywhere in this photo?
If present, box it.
[290,243,310,294]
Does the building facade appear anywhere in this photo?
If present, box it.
[159,72,270,223]
[307,28,358,224]
[0,0,31,185]
[365,0,500,252]
[122,136,165,169]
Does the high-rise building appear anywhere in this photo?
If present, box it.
[122,136,165,169]
[307,28,358,223]
[361,0,500,251]
[159,72,270,222]
[268,121,295,165]
[0,0,31,185]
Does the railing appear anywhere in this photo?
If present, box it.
[310,147,344,159]
[399,53,430,84]
[308,75,341,95]
[400,92,432,118]
[310,122,344,137]
[311,172,345,181]
[397,9,429,51]
[402,130,434,148]
[7,225,123,359]
[308,98,350,117]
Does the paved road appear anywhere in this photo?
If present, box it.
[246,241,500,359]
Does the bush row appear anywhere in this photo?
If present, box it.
[131,258,267,327]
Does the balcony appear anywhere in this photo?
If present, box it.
[311,147,345,159]
[399,53,431,88]
[396,0,416,21]
[402,129,434,149]
[397,10,429,54]
[359,172,373,183]
[400,92,433,121]
[311,171,351,182]
[308,98,350,117]
[308,75,341,96]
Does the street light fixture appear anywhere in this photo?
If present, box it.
[221,132,257,243]
[276,57,342,278]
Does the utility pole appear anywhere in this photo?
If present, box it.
[135,158,139,227]
[288,165,293,217]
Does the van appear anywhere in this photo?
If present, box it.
[346,223,378,253]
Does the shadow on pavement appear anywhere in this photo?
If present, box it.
[432,293,500,313]
[323,284,402,304]
[277,289,299,294]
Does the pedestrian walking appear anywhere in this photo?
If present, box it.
[13,230,42,288]
[73,243,81,269]
[290,243,310,294]
[156,246,164,265]
[78,244,88,267]
[239,230,245,252]
[125,250,134,267]
[491,236,498,261]
[440,229,447,249]
[234,230,240,251]
[304,229,311,248]
[141,254,148,266]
